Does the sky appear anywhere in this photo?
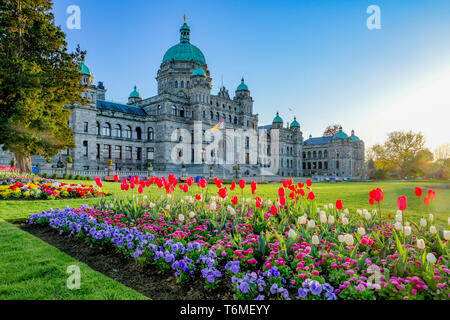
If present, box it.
[52,0,450,151]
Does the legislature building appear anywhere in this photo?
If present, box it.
[0,18,365,178]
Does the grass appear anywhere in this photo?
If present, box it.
[0,178,448,300]
[0,219,148,300]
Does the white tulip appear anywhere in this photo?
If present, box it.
[403,226,411,236]
[396,210,402,216]
[448,217,450,226]
[307,219,316,228]
[227,205,236,216]
[328,203,334,209]
[165,204,171,210]
[420,218,427,227]
[356,209,362,215]
[394,222,403,231]
[149,202,156,208]
[210,202,217,211]
[167,194,172,199]
[267,200,272,205]
[288,229,297,239]
[395,214,402,222]
[178,214,185,222]
[323,204,328,210]
[344,234,354,246]
[444,230,450,241]
[246,198,252,203]
[429,214,434,222]
[316,208,321,213]
[429,226,437,234]
[328,215,335,225]
[364,212,371,220]
[298,215,307,225]
[188,211,196,219]
[312,235,320,245]
[372,209,377,215]
[180,199,184,204]
[357,227,366,235]
[417,238,425,250]
[342,217,349,226]
[405,221,410,227]
[338,235,345,243]
[320,212,327,224]
[344,209,349,214]
[362,209,368,215]
[426,253,437,264]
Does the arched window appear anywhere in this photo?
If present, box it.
[210,111,214,120]
[136,127,142,140]
[114,124,122,138]
[234,116,237,124]
[336,160,340,169]
[324,150,328,158]
[102,122,111,136]
[148,127,154,141]
[308,162,311,170]
[216,112,219,121]
[228,115,232,123]
[313,151,317,159]
[180,81,184,88]
[180,106,185,117]
[96,122,100,135]
[307,151,311,159]
[175,81,178,88]
[222,113,225,120]
[172,105,177,116]
[124,126,132,139]
[319,162,323,169]
[303,152,306,159]
[318,151,323,158]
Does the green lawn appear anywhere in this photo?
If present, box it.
[0,178,448,300]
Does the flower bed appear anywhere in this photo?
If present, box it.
[0,170,107,200]
[28,176,449,300]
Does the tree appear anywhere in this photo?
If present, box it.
[0,0,87,172]
[323,124,341,137]
[434,144,449,160]
[370,131,428,178]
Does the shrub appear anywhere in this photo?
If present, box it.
[68,174,74,180]
[51,173,58,179]
[62,173,68,179]
[42,173,48,178]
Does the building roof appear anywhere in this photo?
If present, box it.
[332,126,348,139]
[290,117,300,127]
[273,112,283,123]
[258,124,273,131]
[303,136,333,145]
[191,67,206,77]
[79,62,92,76]
[96,100,147,116]
[236,78,249,91]
[162,20,206,65]
[129,86,141,99]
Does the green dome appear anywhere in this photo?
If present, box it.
[350,130,360,141]
[162,19,206,65]
[129,86,141,99]
[191,67,206,77]
[79,62,92,76]
[237,78,249,91]
[290,117,300,128]
[333,126,348,139]
[273,112,283,123]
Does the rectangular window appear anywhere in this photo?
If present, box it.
[96,144,100,159]
[126,146,132,160]
[147,147,154,160]
[83,122,88,133]
[136,147,142,160]
[115,146,122,159]
[104,145,111,159]
[82,141,88,157]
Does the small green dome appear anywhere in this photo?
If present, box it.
[273,112,283,123]
[333,126,348,139]
[350,130,360,141]
[129,85,141,99]
[237,78,249,91]
[79,62,92,76]
[290,117,300,128]
[191,67,206,77]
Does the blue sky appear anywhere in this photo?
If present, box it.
[53,0,450,151]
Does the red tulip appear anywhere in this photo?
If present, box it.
[374,188,383,202]
[138,185,143,194]
[279,197,286,206]
[270,205,278,215]
[145,180,151,187]
[251,181,257,194]
[186,177,194,186]
[130,182,135,189]
[278,187,285,197]
[113,174,119,182]
[369,197,374,205]
[306,179,312,187]
[198,178,207,188]
[218,187,227,199]
[298,182,304,188]
[423,197,429,206]
[255,200,262,208]
[230,181,236,191]
[307,192,315,200]
[231,196,238,205]
[195,194,202,201]
[299,189,305,196]
[428,189,436,200]
[397,195,407,211]
[336,199,343,210]
[214,178,223,189]
[239,179,246,189]
[415,187,422,197]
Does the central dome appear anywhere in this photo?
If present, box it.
[162,19,206,65]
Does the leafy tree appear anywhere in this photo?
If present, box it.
[434,143,449,161]
[370,131,428,178]
[0,0,87,172]
[323,124,341,137]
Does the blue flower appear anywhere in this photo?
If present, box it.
[297,288,309,299]
[309,280,323,295]
[239,281,249,294]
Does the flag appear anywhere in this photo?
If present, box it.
[207,120,224,133]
